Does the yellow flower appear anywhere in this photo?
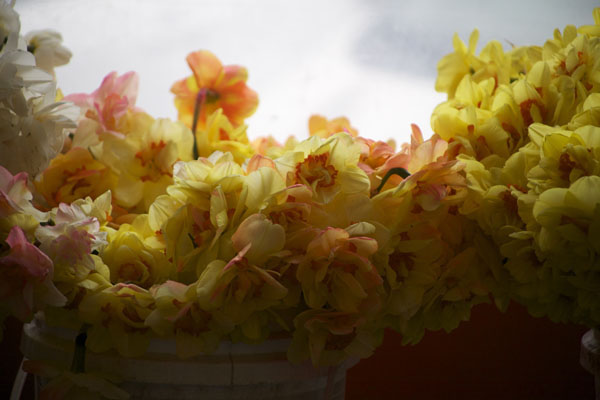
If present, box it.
[252,135,299,160]
[296,227,382,313]
[288,309,383,366]
[35,147,116,208]
[279,133,370,204]
[194,108,254,164]
[435,30,483,99]
[194,214,289,334]
[145,280,223,358]
[100,116,194,211]
[262,183,313,234]
[52,254,112,310]
[308,114,358,138]
[167,152,245,207]
[528,124,600,194]
[533,176,600,258]
[251,135,283,157]
[569,92,600,130]
[102,223,174,289]
[436,28,533,100]
[79,283,154,357]
[578,8,600,37]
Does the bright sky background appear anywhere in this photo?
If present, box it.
[15,0,597,145]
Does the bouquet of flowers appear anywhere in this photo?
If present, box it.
[1,1,599,398]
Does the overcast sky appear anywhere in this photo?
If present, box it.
[15,0,598,145]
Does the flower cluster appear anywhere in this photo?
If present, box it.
[0,31,490,367]
[434,9,600,325]
[0,2,77,178]
[1,2,599,385]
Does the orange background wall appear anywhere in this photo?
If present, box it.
[1,301,594,399]
[347,302,593,399]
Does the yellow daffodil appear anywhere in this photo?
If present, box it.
[194,108,254,164]
[100,116,194,211]
[296,227,382,313]
[102,223,174,289]
[288,309,382,366]
[194,214,289,334]
[35,147,116,208]
[278,133,371,204]
[79,283,154,357]
[145,280,223,358]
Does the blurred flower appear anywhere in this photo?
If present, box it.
[0,1,20,54]
[171,50,258,131]
[25,29,71,76]
[308,114,358,138]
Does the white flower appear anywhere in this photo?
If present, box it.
[0,48,78,177]
[0,1,77,177]
[25,29,72,75]
[0,0,20,54]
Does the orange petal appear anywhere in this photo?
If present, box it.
[186,50,223,88]
[171,76,198,98]
[308,115,327,136]
[220,85,259,125]
[219,65,249,88]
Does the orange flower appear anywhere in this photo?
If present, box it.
[171,50,258,131]
[308,115,358,138]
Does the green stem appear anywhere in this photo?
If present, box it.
[375,167,411,194]
[70,324,89,374]
[191,89,207,160]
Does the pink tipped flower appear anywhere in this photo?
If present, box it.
[0,166,30,217]
[401,124,449,173]
[0,226,65,321]
[65,71,139,137]
[36,202,108,279]
[0,165,47,222]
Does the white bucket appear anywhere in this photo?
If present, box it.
[19,316,357,399]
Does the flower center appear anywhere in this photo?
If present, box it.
[135,140,172,182]
[295,153,338,189]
